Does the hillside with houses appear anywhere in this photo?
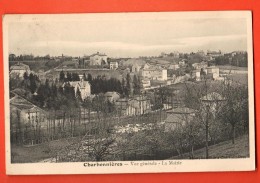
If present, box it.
[9,50,249,162]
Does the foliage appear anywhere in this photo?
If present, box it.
[215,53,248,67]
[88,74,123,95]
[218,83,249,144]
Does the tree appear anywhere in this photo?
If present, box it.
[183,80,224,158]
[126,73,131,97]
[66,72,72,81]
[76,87,82,102]
[29,73,37,94]
[219,83,248,144]
[59,71,65,82]
[30,79,37,94]
[87,73,92,82]
[133,75,141,95]
[72,73,80,81]
[23,72,29,80]
[121,78,126,96]
[9,75,21,90]
[200,68,206,80]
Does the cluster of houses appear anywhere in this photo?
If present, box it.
[191,65,222,81]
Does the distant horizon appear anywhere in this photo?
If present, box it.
[8,49,248,59]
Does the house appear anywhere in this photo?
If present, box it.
[62,80,91,100]
[200,92,225,117]
[207,66,220,79]
[141,78,151,88]
[192,61,208,70]
[109,61,119,70]
[115,98,136,116]
[89,52,108,65]
[169,63,180,70]
[140,64,167,81]
[104,91,120,102]
[10,62,30,78]
[10,94,47,145]
[115,96,151,116]
[191,70,201,81]
[164,107,196,132]
[130,96,151,115]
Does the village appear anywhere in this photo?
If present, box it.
[9,49,249,162]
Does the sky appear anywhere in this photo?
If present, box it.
[7,12,249,58]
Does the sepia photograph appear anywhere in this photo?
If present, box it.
[4,11,255,174]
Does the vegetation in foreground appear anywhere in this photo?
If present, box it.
[170,134,249,159]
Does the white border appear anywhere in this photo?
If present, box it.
[3,11,255,175]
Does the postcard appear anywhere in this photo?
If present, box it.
[3,11,255,174]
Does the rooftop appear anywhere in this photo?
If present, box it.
[10,94,45,113]
[10,62,30,71]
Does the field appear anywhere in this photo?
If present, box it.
[11,143,52,163]
[170,135,249,159]
[218,65,248,71]
[227,73,248,85]
[11,137,79,163]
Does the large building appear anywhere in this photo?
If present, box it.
[192,61,208,70]
[10,94,47,145]
[140,64,167,81]
[62,80,91,100]
[9,62,30,78]
[206,66,220,79]
[89,52,108,65]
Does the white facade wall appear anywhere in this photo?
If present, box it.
[207,67,220,79]
[141,69,167,81]
[110,62,118,70]
[73,82,91,100]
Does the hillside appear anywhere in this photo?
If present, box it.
[170,135,250,159]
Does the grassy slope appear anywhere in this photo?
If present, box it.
[228,74,248,85]
[11,138,79,163]
[170,135,250,159]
